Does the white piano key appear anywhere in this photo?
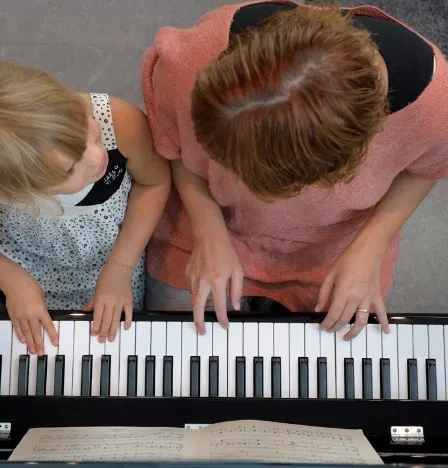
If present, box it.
[258,323,273,398]
[44,321,59,396]
[350,326,366,399]
[198,322,212,397]
[212,323,228,397]
[228,322,243,397]
[0,321,12,395]
[412,325,428,400]
[58,321,74,396]
[397,324,413,399]
[381,324,398,399]
[105,327,120,396]
[90,326,105,397]
[335,325,351,398]
[320,330,336,398]
[428,325,445,400]
[10,329,27,395]
[366,324,382,399]
[72,321,90,396]
[135,322,151,397]
[243,323,258,398]
[119,322,136,396]
[151,321,166,397]
[274,323,289,398]
[304,323,320,398]
[289,323,305,398]
[181,322,197,397]
[167,322,182,397]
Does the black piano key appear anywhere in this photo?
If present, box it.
[54,355,65,396]
[145,356,155,397]
[209,357,219,397]
[344,358,355,399]
[271,357,281,398]
[298,357,309,399]
[236,357,246,398]
[380,358,391,400]
[407,359,418,400]
[426,359,437,401]
[163,356,173,397]
[190,356,200,397]
[317,357,327,399]
[362,358,373,399]
[254,357,263,398]
[100,355,111,397]
[35,355,48,396]
[18,355,29,396]
[81,355,92,397]
[127,355,138,397]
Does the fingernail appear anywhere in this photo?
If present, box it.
[108,335,116,342]
[234,302,241,311]
[99,336,105,343]
[29,347,35,354]
[19,337,26,344]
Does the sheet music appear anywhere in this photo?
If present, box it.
[9,426,196,462]
[197,420,383,465]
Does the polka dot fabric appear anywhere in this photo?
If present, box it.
[0,93,145,311]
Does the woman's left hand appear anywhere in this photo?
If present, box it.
[84,263,134,343]
[315,240,390,340]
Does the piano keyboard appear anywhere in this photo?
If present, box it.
[0,314,447,400]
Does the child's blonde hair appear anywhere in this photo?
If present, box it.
[0,61,88,204]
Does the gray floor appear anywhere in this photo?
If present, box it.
[0,0,446,314]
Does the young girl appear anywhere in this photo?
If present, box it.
[0,61,171,356]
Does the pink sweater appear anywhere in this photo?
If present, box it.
[141,0,448,311]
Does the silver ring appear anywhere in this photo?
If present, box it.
[356,308,369,313]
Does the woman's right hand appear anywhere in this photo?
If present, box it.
[186,230,244,334]
[5,272,58,355]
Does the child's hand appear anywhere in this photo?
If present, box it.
[5,272,58,355]
[84,263,133,343]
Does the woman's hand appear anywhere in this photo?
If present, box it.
[315,239,390,340]
[186,231,244,335]
[85,263,134,343]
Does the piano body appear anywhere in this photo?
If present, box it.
[1,309,448,467]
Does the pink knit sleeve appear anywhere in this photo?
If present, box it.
[405,136,448,180]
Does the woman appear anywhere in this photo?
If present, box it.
[141,0,448,340]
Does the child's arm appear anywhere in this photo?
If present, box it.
[87,98,171,343]
[0,253,58,355]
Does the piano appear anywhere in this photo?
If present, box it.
[1,309,448,467]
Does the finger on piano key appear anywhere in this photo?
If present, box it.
[243,323,258,398]
[44,321,59,396]
[381,324,398,399]
[351,325,366,399]
[335,325,351,399]
[428,325,445,400]
[254,357,263,398]
[320,331,335,398]
[198,322,212,397]
[81,355,92,397]
[190,356,200,397]
[274,323,289,398]
[209,356,219,397]
[0,321,12,395]
[426,359,437,401]
[398,324,413,400]
[228,323,243,397]
[36,355,47,396]
[119,322,135,397]
[73,321,90,396]
[344,358,355,399]
[258,323,273,398]
[58,321,74,396]
[380,358,391,400]
[90,325,105,397]
[181,322,197,397]
[163,356,173,397]
[10,329,27,395]
[298,357,309,399]
[271,357,281,398]
[289,323,305,399]
[136,322,151,397]
[366,324,382,399]
[305,323,320,399]
[100,355,111,397]
[317,357,327,399]
[407,358,418,400]
[54,355,65,396]
[127,355,138,397]
[212,323,227,397]
[145,356,155,397]
[362,358,373,399]
[151,322,166,397]
[17,355,29,396]
[413,325,428,400]
[167,322,181,397]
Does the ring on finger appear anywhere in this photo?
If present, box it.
[356,307,369,313]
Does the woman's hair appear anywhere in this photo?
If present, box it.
[0,61,88,204]
[191,5,389,200]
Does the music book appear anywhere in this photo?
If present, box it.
[9,420,383,465]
